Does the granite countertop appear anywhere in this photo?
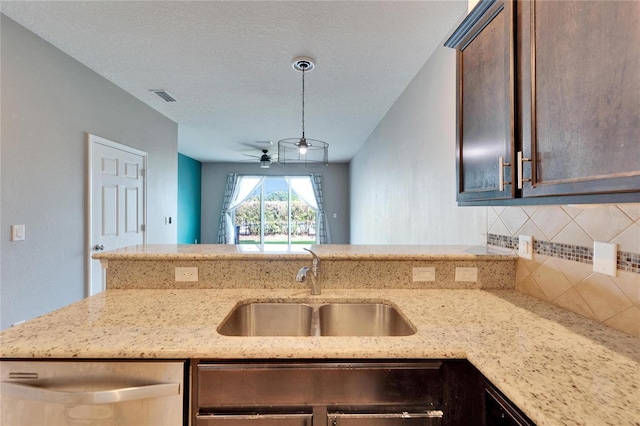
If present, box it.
[92,244,517,261]
[1,288,638,425]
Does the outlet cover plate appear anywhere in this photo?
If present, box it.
[175,266,198,282]
[593,242,617,277]
[412,267,436,282]
[455,267,478,282]
[518,235,533,260]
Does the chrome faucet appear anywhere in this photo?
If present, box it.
[296,248,321,295]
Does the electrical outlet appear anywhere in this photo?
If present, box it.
[412,267,436,282]
[518,235,533,260]
[175,266,198,282]
[455,267,478,282]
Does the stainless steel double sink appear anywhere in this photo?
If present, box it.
[217,301,416,337]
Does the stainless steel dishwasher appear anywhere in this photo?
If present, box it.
[0,360,186,426]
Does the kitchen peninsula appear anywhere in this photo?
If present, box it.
[1,245,638,425]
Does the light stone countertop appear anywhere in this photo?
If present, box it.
[92,244,516,261]
[1,288,638,426]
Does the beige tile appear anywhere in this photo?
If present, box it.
[492,206,506,216]
[487,207,499,232]
[515,259,532,283]
[618,203,640,221]
[553,288,596,320]
[499,207,530,236]
[489,216,511,237]
[561,205,584,218]
[518,220,547,243]
[531,258,574,301]
[552,221,594,248]
[531,206,572,240]
[611,270,640,304]
[611,223,640,253]
[522,206,539,217]
[603,305,640,337]
[515,275,548,301]
[575,206,633,242]
[575,273,634,322]
[553,258,593,286]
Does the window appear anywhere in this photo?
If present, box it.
[234,176,317,245]
[218,173,329,245]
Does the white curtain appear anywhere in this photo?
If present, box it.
[286,176,318,210]
[217,174,265,244]
[286,175,330,244]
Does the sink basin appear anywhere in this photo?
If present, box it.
[218,301,416,337]
[318,303,415,336]
[217,303,314,336]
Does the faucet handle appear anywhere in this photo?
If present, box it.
[303,248,319,267]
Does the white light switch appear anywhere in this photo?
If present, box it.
[11,225,25,241]
[593,242,617,277]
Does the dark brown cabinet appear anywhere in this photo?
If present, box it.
[446,0,640,205]
[485,382,534,426]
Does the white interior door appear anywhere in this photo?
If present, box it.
[88,134,146,296]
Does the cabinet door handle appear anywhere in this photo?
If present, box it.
[498,157,511,191]
[517,151,532,189]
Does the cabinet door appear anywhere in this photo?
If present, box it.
[519,0,640,198]
[456,0,516,202]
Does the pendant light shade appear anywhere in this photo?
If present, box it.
[278,57,329,167]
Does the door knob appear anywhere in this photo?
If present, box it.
[93,244,105,251]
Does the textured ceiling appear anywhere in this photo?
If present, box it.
[1,1,466,163]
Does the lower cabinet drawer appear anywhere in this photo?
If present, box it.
[328,411,443,426]
[197,413,312,425]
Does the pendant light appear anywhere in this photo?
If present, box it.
[278,57,329,166]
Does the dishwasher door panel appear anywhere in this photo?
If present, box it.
[0,360,185,426]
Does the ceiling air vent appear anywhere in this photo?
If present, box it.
[150,89,177,102]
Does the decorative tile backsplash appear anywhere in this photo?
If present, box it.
[486,203,640,337]
[487,234,640,273]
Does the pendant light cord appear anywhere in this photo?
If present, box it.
[301,67,306,139]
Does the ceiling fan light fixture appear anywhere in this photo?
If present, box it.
[259,150,271,168]
[278,57,328,167]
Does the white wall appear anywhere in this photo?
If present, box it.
[350,29,486,244]
[201,163,350,244]
[1,15,178,329]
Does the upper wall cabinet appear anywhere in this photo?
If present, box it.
[446,0,640,205]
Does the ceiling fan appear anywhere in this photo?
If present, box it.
[242,149,273,168]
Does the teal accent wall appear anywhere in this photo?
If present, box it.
[178,153,202,244]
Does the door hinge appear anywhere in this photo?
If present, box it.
[140,169,146,177]
[140,224,146,232]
